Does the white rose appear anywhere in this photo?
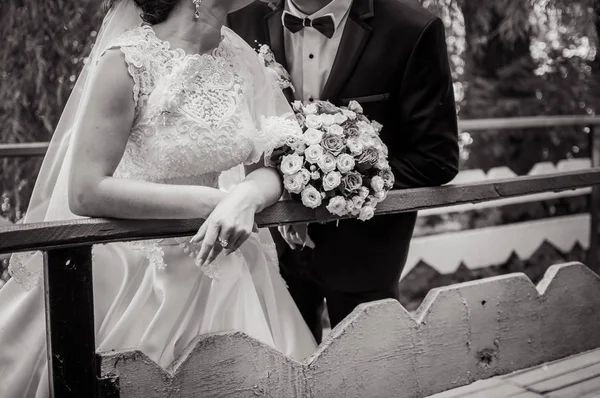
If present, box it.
[346,199,357,215]
[342,109,357,120]
[336,154,356,173]
[311,170,321,180]
[304,103,318,114]
[372,120,383,133]
[376,155,389,170]
[305,144,325,164]
[286,135,307,154]
[327,124,344,136]
[322,171,342,191]
[280,153,304,175]
[359,186,370,199]
[347,100,364,114]
[301,185,322,208]
[366,195,379,206]
[358,205,375,221]
[352,195,365,209]
[347,136,364,155]
[292,101,303,112]
[303,128,324,145]
[371,176,385,192]
[374,190,388,201]
[320,114,335,127]
[334,113,348,125]
[283,172,306,194]
[305,114,322,129]
[357,120,375,135]
[317,152,337,173]
[372,137,384,152]
[379,168,395,188]
[359,133,376,148]
[298,168,311,184]
[326,196,348,216]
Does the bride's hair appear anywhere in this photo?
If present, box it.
[103,0,179,25]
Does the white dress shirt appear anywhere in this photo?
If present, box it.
[283,0,354,102]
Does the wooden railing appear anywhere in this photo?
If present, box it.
[4,115,600,271]
[1,116,600,397]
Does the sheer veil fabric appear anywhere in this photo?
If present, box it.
[8,0,144,289]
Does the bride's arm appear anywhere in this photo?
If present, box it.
[68,50,226,220]
[237,163,283,212]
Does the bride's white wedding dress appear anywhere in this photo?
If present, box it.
[0,24,317,398]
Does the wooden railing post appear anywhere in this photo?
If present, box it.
[44,246,99,398]
[589,126,600,273]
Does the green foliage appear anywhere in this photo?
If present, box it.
[0,1,104,220]
[421,0,600,174]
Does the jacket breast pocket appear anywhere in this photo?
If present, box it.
[340,93,390,106]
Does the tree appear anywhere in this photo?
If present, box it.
[0,1,104,221]
[423,0,599,173]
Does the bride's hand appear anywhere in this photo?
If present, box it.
[190,183,260,266]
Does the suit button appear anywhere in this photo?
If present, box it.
[309,54,314,59]
[309,97,314,102]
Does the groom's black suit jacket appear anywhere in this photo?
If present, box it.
[229,0,459,293]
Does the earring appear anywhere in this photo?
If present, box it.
[192,0,202,19]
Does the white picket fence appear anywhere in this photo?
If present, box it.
[404,158,592,279]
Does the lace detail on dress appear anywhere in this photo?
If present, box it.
[103,25,167,110]
[178,239,223,278]
[8,252,42,291]
[250,115,303,165]
[262,242,280,273]
[129,240,166,270]
[111,26,255,185]
[120,46,146,108]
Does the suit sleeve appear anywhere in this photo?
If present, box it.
[388,17,459,189]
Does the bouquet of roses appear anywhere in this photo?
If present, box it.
[267,99,394,221]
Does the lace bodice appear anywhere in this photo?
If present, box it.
[106,25,297,187]
[98,25,299,276]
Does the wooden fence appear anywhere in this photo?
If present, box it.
[1,116,600,397]
[410,116,600,276]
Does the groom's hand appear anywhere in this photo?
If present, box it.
[278,224,315,250]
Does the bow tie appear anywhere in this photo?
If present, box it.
[283,11,335,39]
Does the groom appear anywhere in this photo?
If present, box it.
[229,0,459,342]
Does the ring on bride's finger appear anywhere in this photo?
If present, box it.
[218,238,229,248]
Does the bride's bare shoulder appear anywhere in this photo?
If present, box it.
[87,49,136,115]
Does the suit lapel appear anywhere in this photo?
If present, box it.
[264,3,296,102]
[321,0,374,101]
[265,4,288,70]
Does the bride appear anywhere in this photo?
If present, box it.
[0,0,318,396]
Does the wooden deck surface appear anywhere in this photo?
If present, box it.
[429,348,600,398]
